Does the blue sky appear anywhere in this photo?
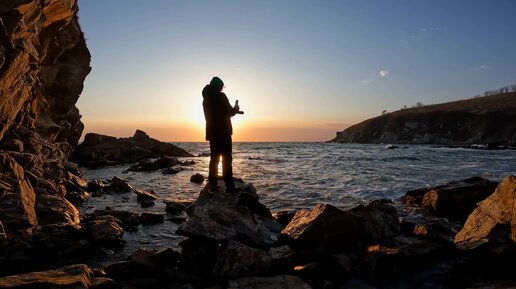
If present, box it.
[77,0,516,141]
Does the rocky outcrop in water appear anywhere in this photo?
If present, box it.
[0,0,90,248]
[73,129,193,167]
[330,92,516,146]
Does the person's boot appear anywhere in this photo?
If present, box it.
[224,182,236,196]
[209,181,218,193]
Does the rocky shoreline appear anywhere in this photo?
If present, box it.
[0,170,515,288]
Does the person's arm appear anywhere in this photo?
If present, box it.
[222,93,239,117]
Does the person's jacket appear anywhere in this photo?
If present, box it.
[202,84,237,141]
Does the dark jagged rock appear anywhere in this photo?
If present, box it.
[0,264,95,289]
[87,179,108,192]
[176,181,281,248]
[104,248,180,281]
[190,173,204,184]
[349,199,401,243]
[213,240,271,279]
[35,193,80,226]
[107,176,132,193]
[134,189,157,201]
[84,215,124,246]
[163,167,183,174]
[455,175,516,250]
[164,199,194,215]
[140,200,155,208]
[90,209,140,228]
[282,203,362,254]
[0,0,91,243]
[272,210,297,228]
[330,92,516,146]
[73,130,193,167]
[402,177,498,222]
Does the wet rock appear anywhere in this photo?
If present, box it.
[227,275,311,289]
[181,160,196,166]
[35,193,80,226]
[134,189,157,201]
[403,177,498,221]
[73,130,192,167]
[163,167,183,174]
[176,180,281,248]
[85,215,124,246]
[455,175,516,249]
[91,209,140,228]
[164,199,194,215]
[282,203,362,254]
[190,173,204,184]
[0,264,93,288]
[213,240,271,279]
[401,188,427,206]
[87,179,108,192]
[107,176,132,193]
[140,213,164,225]
[66,190,91,205]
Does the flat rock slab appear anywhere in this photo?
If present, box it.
[0,264,93,288]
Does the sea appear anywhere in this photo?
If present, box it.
[79,142,516,263]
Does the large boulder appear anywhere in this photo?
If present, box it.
[402,177,498,221]
[454,175,516,249]
[176,180,282,248]
[281,203,362,254]
[73,130,193,167]
[213,240,271,279]
[35,193,80,225]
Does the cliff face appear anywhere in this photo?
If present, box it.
[331,93,516,146]
[0,1,90,236]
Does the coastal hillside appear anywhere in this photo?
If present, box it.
[330,92,516,146]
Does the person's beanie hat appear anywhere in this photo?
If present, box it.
[210,76,224,89]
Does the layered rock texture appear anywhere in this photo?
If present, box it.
[331,92,516,145]
[0,0,90,239]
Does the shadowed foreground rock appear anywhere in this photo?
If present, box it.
[227,275,312,289]
[0,264,94,288]
[455,175,516,249]
[176,180,282,248]
[73,129,193,167]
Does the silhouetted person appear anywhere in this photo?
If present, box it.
[202,77,241,194]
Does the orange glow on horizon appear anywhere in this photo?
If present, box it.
[81,118,351,142]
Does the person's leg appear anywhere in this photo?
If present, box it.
[208,140,220,191]
[221,136,235,193]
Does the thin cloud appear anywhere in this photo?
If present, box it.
[479,65,492,70]
[379,70,390,78]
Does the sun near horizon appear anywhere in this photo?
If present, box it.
[77,1,516,142]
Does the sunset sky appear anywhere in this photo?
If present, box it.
[77,1,516,142]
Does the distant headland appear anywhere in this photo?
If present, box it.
[330,90,516,147]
